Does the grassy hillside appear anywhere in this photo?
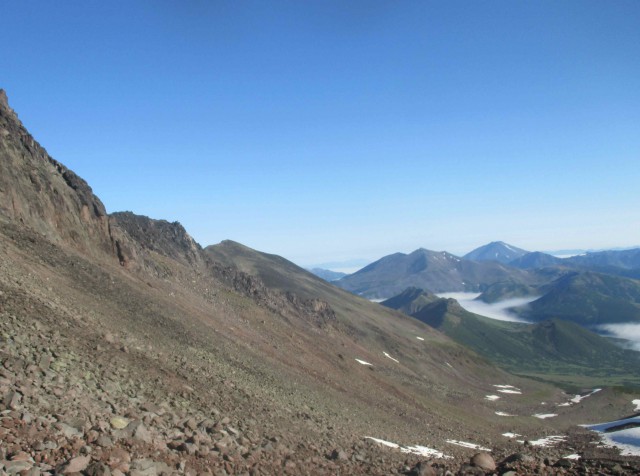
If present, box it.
[521,271,640,325]
[383,289,640,389]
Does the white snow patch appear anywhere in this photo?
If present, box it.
[593,428,640,456]
[495,411,515,416]
[416,336,425,341]
[383,352,399,364]
[365,437,451,459]
[445,362,453,368]
[446,440,491,451]
[558,402,571,407]
[365,437,400,449]
[533,413,558,419]
[570,388,601,404]
[494,385,520,390]
[485,395,501,401]
[502,432,521,438]
[582,416,640,456]
[517,435,566,447]
[564,454,581,460]
[355,359,372,366]
[633,399,640,412]
[498,389,522,395]
[402,445,450,459]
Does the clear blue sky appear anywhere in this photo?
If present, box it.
[2,1,639,266]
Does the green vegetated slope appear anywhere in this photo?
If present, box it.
[382,288,640,389]
[476,280,540,303]
[521,271,640,325]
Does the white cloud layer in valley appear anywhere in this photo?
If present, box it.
[436,293,535,323]
[596,324,640,351]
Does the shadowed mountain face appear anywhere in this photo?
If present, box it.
[519,271,640,325]
[7,90,614,473]
[463,241,529,264]
[382,288,640,388]
[335,248,534,298]
[509,251,564,270]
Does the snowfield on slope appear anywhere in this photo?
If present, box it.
[365,437,450,459]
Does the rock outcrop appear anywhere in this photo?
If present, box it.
[0,89,113,258]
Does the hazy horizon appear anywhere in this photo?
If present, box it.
[2,1,639,265]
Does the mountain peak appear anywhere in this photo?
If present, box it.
[0,89,8,108]
[463,241,528,264]
[0,89,19,123]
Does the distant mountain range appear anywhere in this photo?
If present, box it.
[382,288,640,388]
[335,247,535,298]
[308,268,347,282]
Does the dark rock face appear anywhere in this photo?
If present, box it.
[108,211,205,271]
[0,89,113,257]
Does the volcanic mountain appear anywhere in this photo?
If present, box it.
[463,241,529,264]
[2,89,639,473]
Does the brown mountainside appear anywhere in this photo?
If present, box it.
[1,90,638,474]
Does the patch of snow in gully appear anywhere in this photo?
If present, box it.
[446,440,491,451]
[582,416,640,456]
[364,437,399,449]
[365,437,450,459]
[558,388,601,406]
[355,359,372,366]
[533,413,558,419]
[517,435,566,447]
[383,352,399,363]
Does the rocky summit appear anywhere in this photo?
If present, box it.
[1,89,639,475]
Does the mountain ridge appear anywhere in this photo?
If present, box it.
[336,247,534,298]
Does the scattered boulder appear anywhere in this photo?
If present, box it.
[60,455,91,474]
[330,449,349,461]
[409,460,437,476]
[110,417,129,430]
[471,452,496,471]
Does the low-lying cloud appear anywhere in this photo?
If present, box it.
[436,292,536,323]
[596,324,640,351]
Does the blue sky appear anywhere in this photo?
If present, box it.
[2,1,639,266]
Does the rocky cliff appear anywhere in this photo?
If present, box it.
[0,90,113,257]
